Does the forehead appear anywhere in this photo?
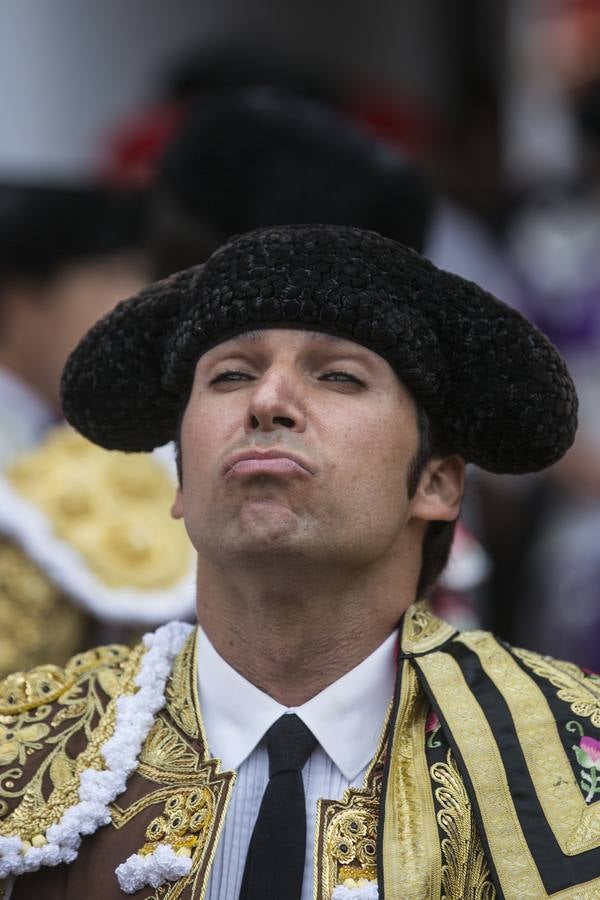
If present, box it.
[199,328,387,363]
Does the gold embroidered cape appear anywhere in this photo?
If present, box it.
[0,427,195,678]
[2,603,600,899]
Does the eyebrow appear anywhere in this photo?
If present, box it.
[235,329,346,347]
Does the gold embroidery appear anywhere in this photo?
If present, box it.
[401,601,456,656]
[0,644,130,715]
[139,716,201,774]
[0,718,49,767]
[139,786,215,858]
[419,651,600,895]
[321,796,380,891]
[112,740,235,900]
[111,634,236,900]
[8,427,192,589]
[314,703,390,898]
[382,660,442,899]
[0,642,142,842]
[459,633,600,856]
[416,651,546,898]
[165,631,203,745]
[0,540,88,678]
[431,750,495,900]
[513,646,600,728]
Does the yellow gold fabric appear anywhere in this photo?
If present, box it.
[458,632,600,855]
[416,650,547,898]
[513,646,600,728]
[0,540,88,678]
[7,427,191,589]
[382,661,442,898]
[431,750,495,899]
[400,601,456,656]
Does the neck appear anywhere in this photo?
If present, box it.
[196,549,420,707]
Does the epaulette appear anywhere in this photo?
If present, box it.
[0,426,195,629]
[0,621,192,881]
[0,641,139,841]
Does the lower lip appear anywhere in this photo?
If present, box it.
[226,458,310,478]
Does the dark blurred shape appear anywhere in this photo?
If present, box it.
[167,42,342,107]
[576,77,600,146]
[151,87,434,276]
[0,181,149,425]
[0,183,148,285]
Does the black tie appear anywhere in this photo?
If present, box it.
[239,713,318,900]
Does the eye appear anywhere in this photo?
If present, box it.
[319,371,365,387]
[209,370,255,386]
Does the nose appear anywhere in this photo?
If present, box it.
[244,367,306,434]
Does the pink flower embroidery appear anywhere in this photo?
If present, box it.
[580,736,600,768]
[425,710,439,734]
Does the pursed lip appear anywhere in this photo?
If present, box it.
[222,448,315,477]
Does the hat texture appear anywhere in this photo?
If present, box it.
[61,224,578,474]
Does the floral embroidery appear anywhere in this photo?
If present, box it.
[0,721,49,767]
[0,621,193,880]
[425,709,441,748]
[567,721,600,803]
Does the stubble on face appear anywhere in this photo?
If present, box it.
[175,329,421,572]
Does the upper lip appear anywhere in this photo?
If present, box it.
[223,448,315,475]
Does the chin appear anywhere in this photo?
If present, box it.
[236,499,301,542]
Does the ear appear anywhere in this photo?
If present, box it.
[171,486,184,520]
[409,455,465,523]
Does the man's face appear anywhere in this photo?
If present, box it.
[173,329,432,570]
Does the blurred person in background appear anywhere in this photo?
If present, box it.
[147,85,433,276]
[0,183,171,675]
[0,183,148,468]
[500,72,600,670]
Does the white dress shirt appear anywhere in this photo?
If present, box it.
[0,366,55,468]
[199,627,397,900]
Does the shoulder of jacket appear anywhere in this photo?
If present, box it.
[0,640,145,848]
[0,642,135,716]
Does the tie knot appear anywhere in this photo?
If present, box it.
[266,714,317,777]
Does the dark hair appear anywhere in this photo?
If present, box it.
[0,184,148,286]
[174,397,457,600]
[407,404,459,599]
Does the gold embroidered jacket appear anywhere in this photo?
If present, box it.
[1,603,600,899]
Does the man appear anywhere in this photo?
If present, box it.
[0,181,157,675]
[0,225,595,899]
[0,182,148,467]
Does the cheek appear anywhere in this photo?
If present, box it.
[326,411,414,494]
[180,396,242,494]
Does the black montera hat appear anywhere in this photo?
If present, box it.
[61,224,578,475]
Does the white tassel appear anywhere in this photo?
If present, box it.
[332,879,379,899]
[115,844,192,893]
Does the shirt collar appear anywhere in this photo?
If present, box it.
[196,627,397,781]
